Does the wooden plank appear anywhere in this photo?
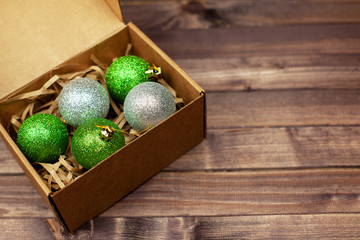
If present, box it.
[0,218,54,239]
[207,89,360,129]
[88,214,360,239]
[122,1,360,30]
[180,214,360,240]
[0,175,53,218]
[3,214,360,239]
[0,139,22,174]
[167,126,360,171]
[3,169,360,217]
[144,25,360,59]
[104,169,360,217]
[175,56,360,91]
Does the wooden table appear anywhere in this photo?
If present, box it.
[2,1,360,239]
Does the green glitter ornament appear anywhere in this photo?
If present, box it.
[106,55,160,103]
[72,118,125,169]
[16,113,69,163]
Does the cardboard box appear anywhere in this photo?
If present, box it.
[0,0,206,233]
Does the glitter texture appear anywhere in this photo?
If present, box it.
[72,118,125,169]
[124,82,176,131]
[105,55,150,103]
[58,78,110,127]
[16,113,69,163]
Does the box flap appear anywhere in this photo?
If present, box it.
[0,0,124,100]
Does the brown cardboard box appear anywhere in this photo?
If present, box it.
[0,0,206,233]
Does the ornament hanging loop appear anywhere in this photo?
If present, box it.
[95,124,151,137]
[96,125,116,140]
[146,64,162,80]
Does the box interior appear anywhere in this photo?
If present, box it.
[0,0,124,100]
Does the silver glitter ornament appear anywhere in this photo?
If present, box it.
[124,82,176,131]
[58,78,110,127]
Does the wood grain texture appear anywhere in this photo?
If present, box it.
[2,169,360,218]
[121,1,360,30]
[103,169,360,217]
[144,25,360,59]
[0,175,52,218]
[89,214,360,240]
[207,90,360,128]
[175,56,360,91]
[167,126,360,171]
[3,214,360,239]
[0,218,54,239]
[0,139,22,174]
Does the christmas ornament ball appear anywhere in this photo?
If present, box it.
[16,113,69,163]
[72,118,125,169]
[106,55,150,103]
[124,82,176,131]
[58,78,110,127]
